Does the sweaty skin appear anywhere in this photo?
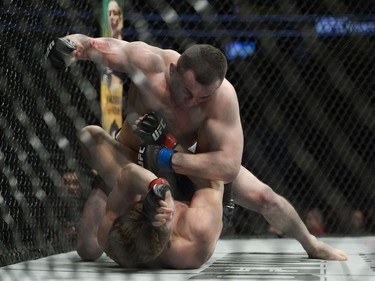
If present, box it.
[66,34,347,261]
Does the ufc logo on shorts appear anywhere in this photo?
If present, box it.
[138,146,145,167]
[152,119,167,141]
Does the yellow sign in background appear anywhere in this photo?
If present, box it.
[101,0,125,135]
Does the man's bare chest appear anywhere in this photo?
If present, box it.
[129,86,203,147]
[163,110,200,146]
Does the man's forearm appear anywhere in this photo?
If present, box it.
[171,144,223,189]
[65,34,90,46]
[65,34,128,70]
[171,151,240,183]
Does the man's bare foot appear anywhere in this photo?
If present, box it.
[305,238,348,261]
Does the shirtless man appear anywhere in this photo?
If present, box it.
[76,125,224,268]
[44,35,347,260]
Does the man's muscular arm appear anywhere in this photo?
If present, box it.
[136,94,243,183]
[46,34,166,74]
[172,84,243,183]
[97,163,171,251]
[172,126,242,183]
[184,180,224,264]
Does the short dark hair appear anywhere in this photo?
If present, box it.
[177,44,227,85]
[106,201,171,267]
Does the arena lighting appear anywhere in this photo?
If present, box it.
[315,16,375,35]
[188,0,211,13]
[225,41,256,60]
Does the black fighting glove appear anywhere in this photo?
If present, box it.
[142,178,171,223]
[43,38,76,69]
[138,144,175,175]
[134,112,177,149]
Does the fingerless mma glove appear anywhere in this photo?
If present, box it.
[142,178,171,222]
[138,145,175,174]
[135,112,177,149]
[44,38,76,69]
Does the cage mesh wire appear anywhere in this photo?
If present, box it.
[1,0,375,267]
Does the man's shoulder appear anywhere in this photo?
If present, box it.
[161,48,180,64]
[158,237,211,269]
[205,80,238,115]
[220,79,237,96]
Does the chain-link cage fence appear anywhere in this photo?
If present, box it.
[1,0,375,267]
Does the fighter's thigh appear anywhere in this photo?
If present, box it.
[232,166,276,212]
[79,125,136,186]
[79,125,114,162]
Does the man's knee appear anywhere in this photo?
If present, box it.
[250,184,282,214]
[78,125,103,146]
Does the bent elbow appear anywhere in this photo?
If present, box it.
[76,239,103,261]
[222,161,241,183]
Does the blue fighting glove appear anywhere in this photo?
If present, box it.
[134,112,177,149]
[138,144,175,175]
[43,38,76,69]
[142,178,171,223]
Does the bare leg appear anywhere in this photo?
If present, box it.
[233,166,347,261]
[76,125,137,259]
[78,125,136,188]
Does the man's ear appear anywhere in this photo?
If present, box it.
[169,63,177,76]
